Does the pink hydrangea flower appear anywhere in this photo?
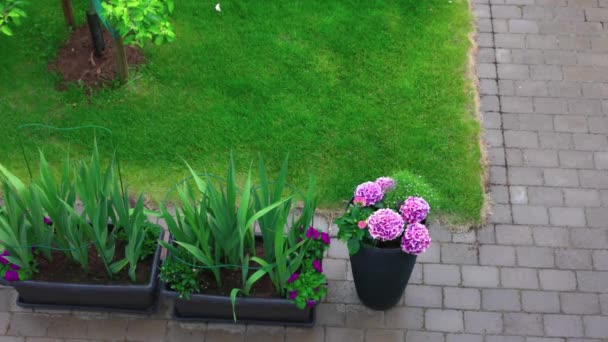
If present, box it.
[354,182,383,206]
[357,221,367,229]
[367,209,405,241]
[401,223,431,255]
[375,177,396,192]
[353,196,366,206]
[399,196,430,223]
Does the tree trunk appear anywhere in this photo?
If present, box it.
[60,0,76,29]
[113,36,128,84]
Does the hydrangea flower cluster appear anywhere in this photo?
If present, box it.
[367,209,405,241]
[375,177,396,192]
[354,182,383,206]
[399,196,430,223]
[401,223,431,255]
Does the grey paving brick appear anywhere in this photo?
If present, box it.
[505,131,539,148]
[385,307,424,329]
[424,264,461,286]
[510,167,544,185]
[441,244,478,265]
[7,314,51,337]
[516,246,555,267]
[527,35,559,49]
[559,151,595,169]
[491,185,510,204]
[446,334,483,342]
[582,316,608,339]
[548,81,582,98]
[577,52,608,67]
[568,99,603,115]
[425,310,464,333]
[601,189,608,206]
[418,242,440,263]
[328,240,349,259]
[480,245,517,266]
[540,269,577,291]
[509,19,539,33]
[480,79,499,95]
[327,281,359,303]
[571,228,608,249]
[477,18,494,33]
[474,3,491,18]
[501,267,540,289]
[585,207,608,228]
[490,204,513,223]
[462,265,500,287]
[485,336,525,342]
[558,36,590,50]
[493,19,509,33]
[594,152,608,169]
[522,290,561,313]
[478,33,495,48]
[577,271,608,292]
[601,294,608,314]
[317,303,346,326]
[592,250,608,270]
[498,64,530,80]
[544,169,580,187]
[535,98,569,114]
[245,326,285,342]
[549,207,586,227]
[531,65,563,81]
[573,134,608,151]
[511,49,545,64]
[540,132,574,149]
[533,227,570,247]
[544,50,578,65]
[46,316,88,339]
[510,186,528,204]
[85,319,129,340]
[523,149,559,167]
[486,129,505,147]
[405,331,445,342]
[324,258,347,280]
[496,225,533,245]
[482,95,501,112]
[482,289,521,311]
[512,205,549,225]
[345,304,384,328]
[500,80,516,96]
[405,285,443,308]
[579,170,608,188]
[581,83,608,99]
[495,33,526,49]
[519,114,554,131]
[515,81,548,97]
[484,112,502,129]
[504,312,544,336]
[464,311,503,334]
[585,7,608,20]
[502,96,535,113]
[555,249,593,270]
[444,287,481,310]
[544,314,584,337]
[555,117,588,133]
[561,293,600,314]
[527,187,564,206]
[325,327,363,342]
[478,225,496,244]
[493,5,523,18]
[365,329,404,342]
[478,63,498,79]
[286,327,325,342]
[506,148,524,166]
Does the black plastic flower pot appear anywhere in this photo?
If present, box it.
[163,284,316,326]
[350,243,417,311]
[12,231,164,313]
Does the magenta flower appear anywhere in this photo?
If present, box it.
[43,216,52,225]
[9,264,20,271]
[375,177,396,192]
[287,272,299,284]
[367,209,405,241]
[306,300,316,308]
[399,196,430,223]
[357,220,367,229]
[0,250,9,265]
[320,232,330,245]
[353,196,366,206]
[353,182,383,206]
[401,223,431,255]
[289,290,298,300]
[312,260,323,273]
[305,227,320,240]
[4,270,19,282]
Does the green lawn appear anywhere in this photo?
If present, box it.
[0,0,483,225]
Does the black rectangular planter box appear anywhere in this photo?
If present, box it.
[12,232,164,313]
[163,284,316,326]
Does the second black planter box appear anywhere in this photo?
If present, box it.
[163,284,316,326]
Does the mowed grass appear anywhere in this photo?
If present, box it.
[0,0,483,224]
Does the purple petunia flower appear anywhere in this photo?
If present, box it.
[305,227,320,240]
[354,182,383,206]
[0,250,9,265]
[43,216,52,225]
[399,196,430,223]
[401,222,431,255]
[320,232,330,245]
[375,177,396,192]
[367,208,405,241]
[287,272,299,284]
[312,260,323,273]
[289,290,298,300]
[9,264,19,271]
[306,300,316,308]
[4,270,19,282]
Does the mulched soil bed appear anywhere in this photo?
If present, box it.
[32,239,153,285]
[48,25,144,90]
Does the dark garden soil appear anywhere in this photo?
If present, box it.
[32,239,153,285]
[48,25,144,90]
[191,242,278,298]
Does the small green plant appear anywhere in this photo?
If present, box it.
[159,256,199,299]
[0,0,27,36]
[383,170,440,211]
[99,0,175,82]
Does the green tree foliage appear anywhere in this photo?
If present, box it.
[0,0,27,36]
